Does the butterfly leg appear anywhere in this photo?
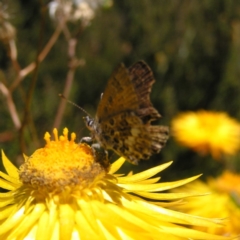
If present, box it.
[80,136,93,144]
[80,137,110,170]
[91,143,110,171]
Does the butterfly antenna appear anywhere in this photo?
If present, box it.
[59,94,92,117]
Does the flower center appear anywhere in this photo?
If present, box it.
[19,128,107,192]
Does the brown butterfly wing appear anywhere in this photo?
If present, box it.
[96,111,168,165]
[93,61,169,164]
[96,63,139,122]
[128,61,161,123]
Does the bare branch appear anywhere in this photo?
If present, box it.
[0,82,21,129]
[9,23,63,92]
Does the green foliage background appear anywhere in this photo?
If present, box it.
[1,0,240,179]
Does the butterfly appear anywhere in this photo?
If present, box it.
[84,61,169,165]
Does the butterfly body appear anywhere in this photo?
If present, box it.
[84,61,169,165]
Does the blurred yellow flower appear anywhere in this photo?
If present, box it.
[171,110,240,158]
[171,171,240,236]
[0,128,234,239]
[213,170,240,194]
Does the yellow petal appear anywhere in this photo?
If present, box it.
[59,204,75,239]
[7,203,45,239]
[118,161,172,183]
[0,171,20,185]
[160,226,230,240]
[119,175,202,192]
[134,191,208,200]
[0,178,19,190]
[1,150,19,179]
[109,157,125,174]
[0,207,25,235]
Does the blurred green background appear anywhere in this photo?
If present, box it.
[1,0,240,180]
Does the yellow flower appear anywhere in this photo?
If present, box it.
[171,110,240,158]
[213,170,240,194]
[0,128,234,239]
[171,172,240,236]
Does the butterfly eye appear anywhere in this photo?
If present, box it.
[84,116,94,130]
